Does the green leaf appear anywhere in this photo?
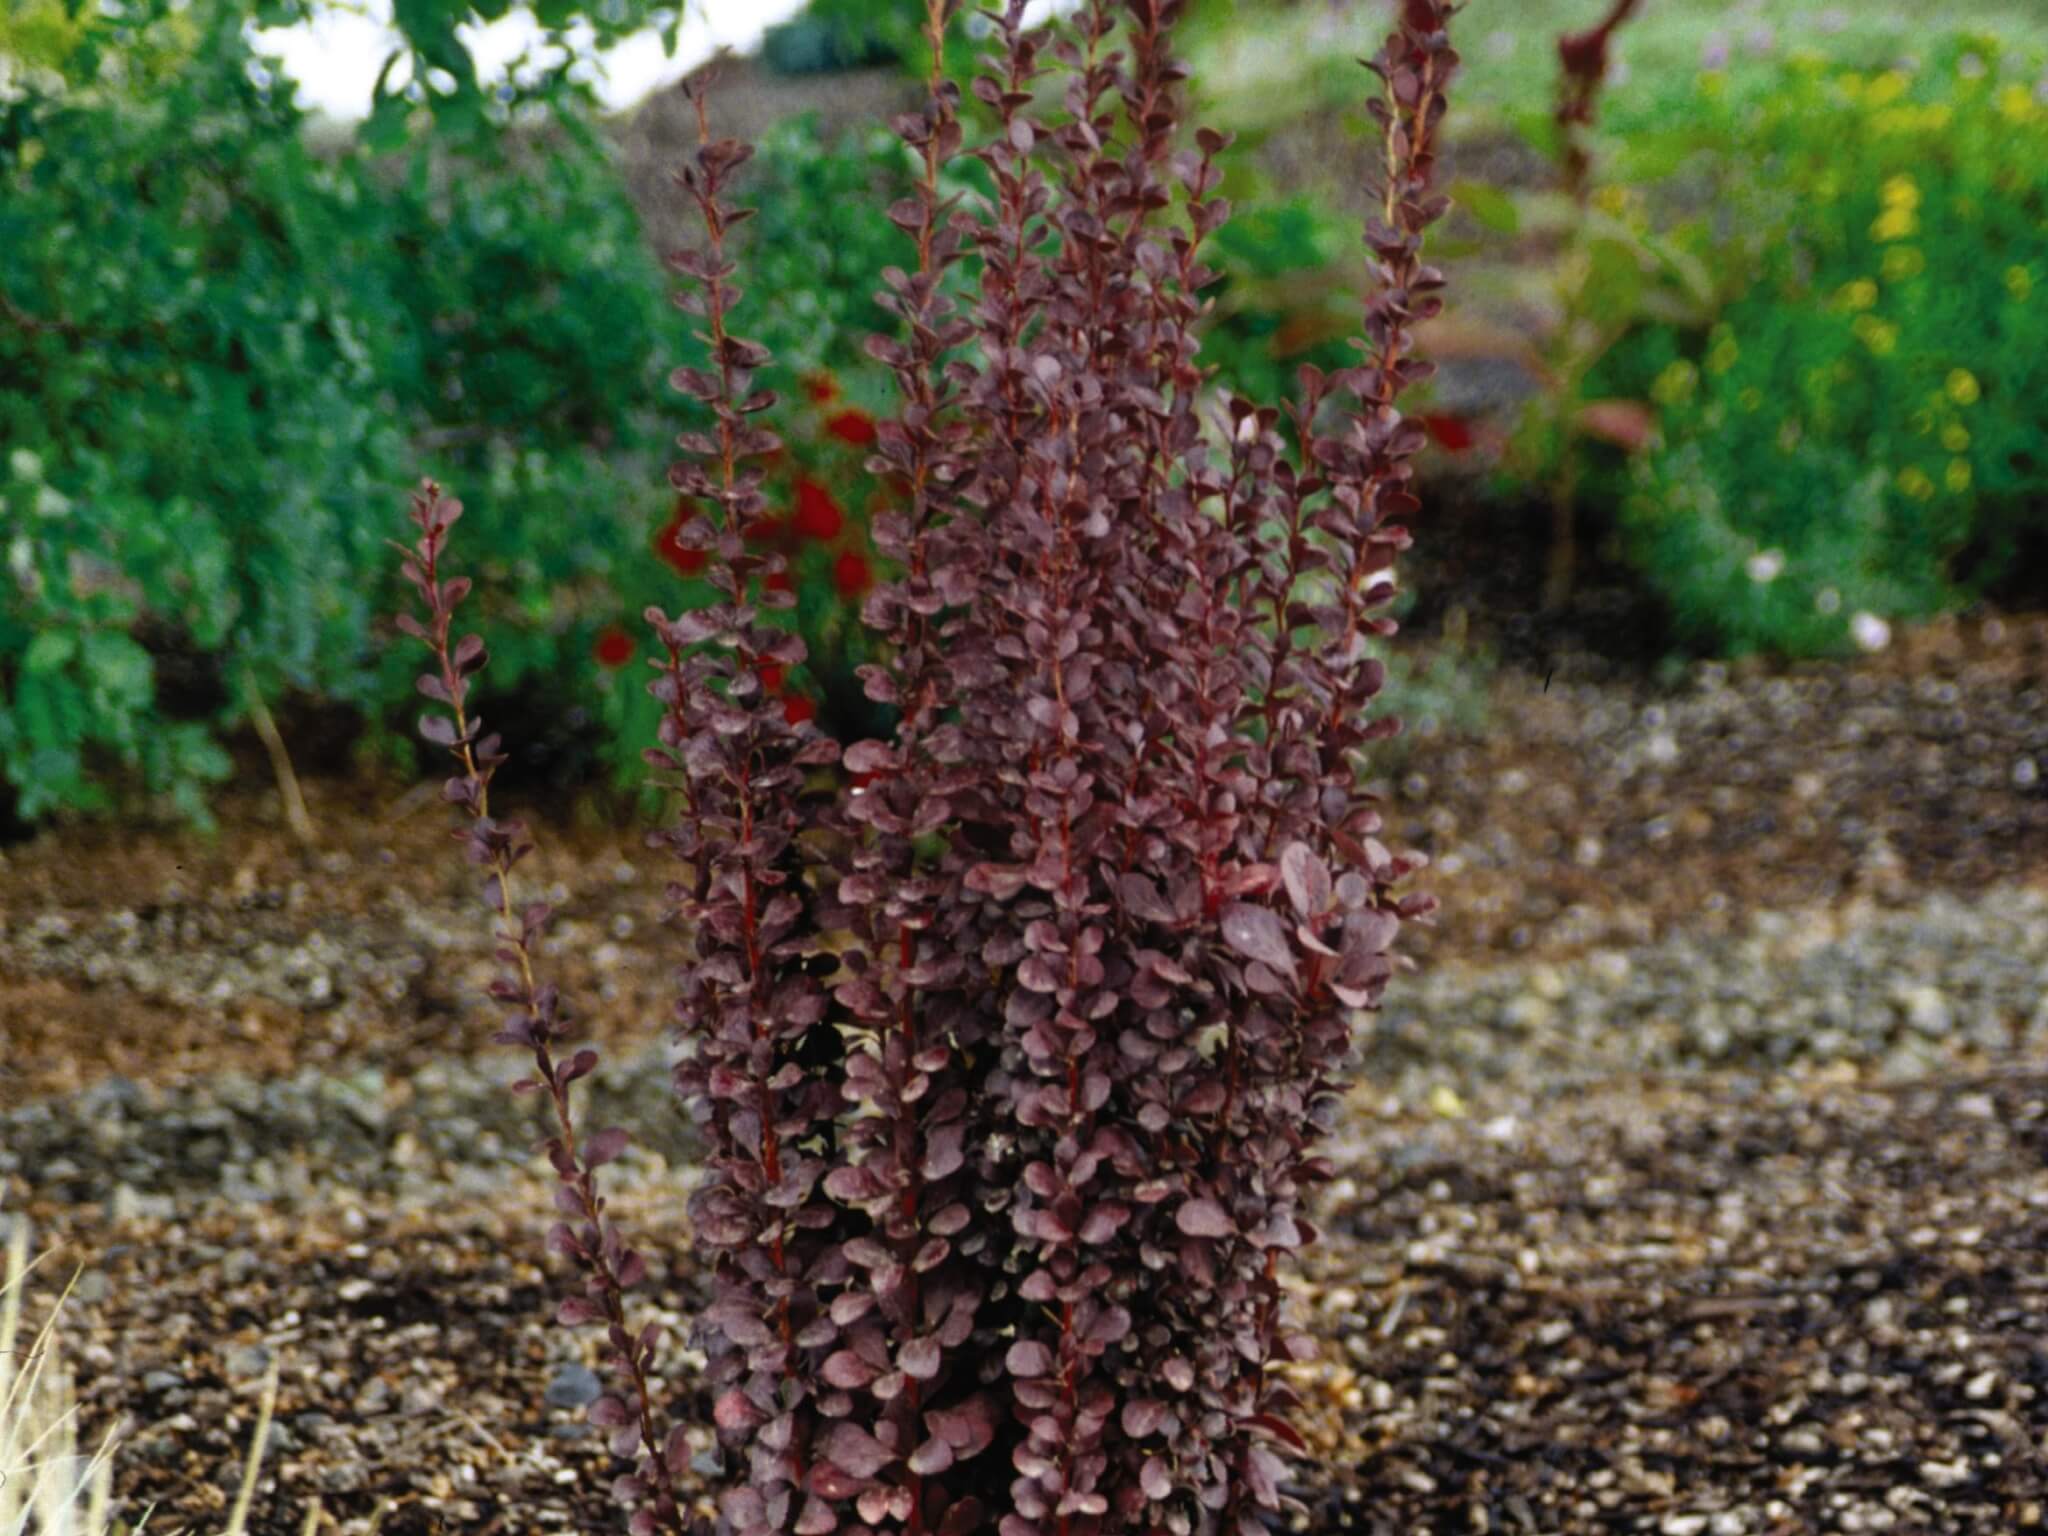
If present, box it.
[82,630,153,704]
[1449,180,1520,237]
[23,631,77,675]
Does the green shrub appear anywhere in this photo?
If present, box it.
[1608,37,2048,655]
[0,6,933,826]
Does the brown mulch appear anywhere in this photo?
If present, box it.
[23,1064,2046,1536]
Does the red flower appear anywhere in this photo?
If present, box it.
[793,477,845,541]
[833,551,872,597]
[764,569,794,594]
[758,662,785,695]
[593,625,635,669]
[1422,413,1475,453]
[802,372,839,404]
[744,515,787,548]
[654,508,709,576]
[783,695,817,726]
[826,409,877,448]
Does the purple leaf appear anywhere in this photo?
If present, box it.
[1175,1198,1234,1239]
[1280,843,1332,917]
[1220,903,1296,978]
[589,1394,633,1428]
[1006,1340,1055,1378]
[909,1437,955,1475]
[1122,1398,1166,1438]
[823,1421,896,1479]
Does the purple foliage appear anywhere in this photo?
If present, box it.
[395,3,1459,1533]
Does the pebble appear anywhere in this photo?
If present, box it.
[223,1342,272,1381]
[545,1362,603,1409]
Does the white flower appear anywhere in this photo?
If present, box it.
[1745,549,1784,584]
[1850,612,1891,652]
[1815,587,1842,615]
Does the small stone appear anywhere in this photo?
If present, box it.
[546,1362,603,1409]
[72,1269,111,1305]
[1902,985,1952,1036]
[142,1369,187,1394]
[1660,1516,1708,1536]
[1966,1369,1998,1401]
[224,1342,272,1382]
[354,1376,393,1415]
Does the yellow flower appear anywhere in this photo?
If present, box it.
[1881,174,1921,210]
[1946,369,1981,406]
[1652,359,1699,408]
[1880,246,1925,282]
[1946,458,1973,494]
[1896,466,1936,500]
[1870,206,1918,243]
[1852,315,1898,356]
[2007,265,2034,301]
[1942,423,1972,453]
[1837,278,1879,311]
[1738,387,1763,413]
[1706,328,1740,375]
[1871,105,1949,135]
[1997,83,2036,123]
[1866,70,1910,108]
[1593,184,1630,217]
[1909,407,1936,437]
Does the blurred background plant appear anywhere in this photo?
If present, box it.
[1605,33,2048,656]
[3,0,2045,829]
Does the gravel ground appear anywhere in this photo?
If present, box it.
[4,620,2046,1535]
[17,1060,2048,1536]
[5,882,2046,1220]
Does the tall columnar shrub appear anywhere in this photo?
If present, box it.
[396,3,1457,1532]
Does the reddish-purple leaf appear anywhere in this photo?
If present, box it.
[822,1421,895,1479]
[1175,1198,1234,1239]
[1006,1340,1055,1378]
[1220,903,1296,978]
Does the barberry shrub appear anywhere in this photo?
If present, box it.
[394,3,1458,1533]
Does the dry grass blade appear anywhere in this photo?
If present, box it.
[1,1219,120,1536]
[2,1220,315,1536]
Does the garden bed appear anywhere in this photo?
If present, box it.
[5,611,2047,1534]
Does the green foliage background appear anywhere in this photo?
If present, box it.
[1597,34,2048,656]
[0,0,920,825]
